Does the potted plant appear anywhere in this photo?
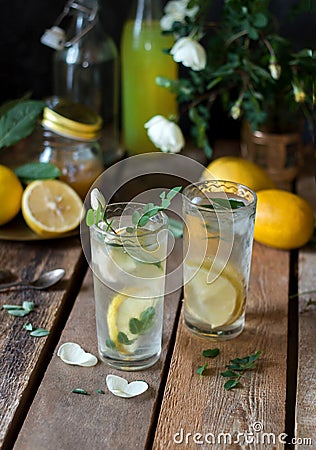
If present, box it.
[144,0,316,182]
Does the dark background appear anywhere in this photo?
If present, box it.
[0,0,315,113]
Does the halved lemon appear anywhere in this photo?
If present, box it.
[22,179,84,237]
[107,290,156,353]
[184,261,244,328]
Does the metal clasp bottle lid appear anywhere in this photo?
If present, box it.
[40,0,98,50]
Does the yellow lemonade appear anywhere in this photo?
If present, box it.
[121,20,177,154]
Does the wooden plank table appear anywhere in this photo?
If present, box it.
[0,156,315,450]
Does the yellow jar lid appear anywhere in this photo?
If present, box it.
[42,97,102,140]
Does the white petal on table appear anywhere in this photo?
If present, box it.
[106,374,149,398]
[57,342,98,367]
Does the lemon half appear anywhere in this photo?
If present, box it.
[22,179,84,237]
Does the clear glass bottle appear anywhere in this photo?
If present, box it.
[121,0,177,155]
[52,0,121,165]
[30,97,104,199]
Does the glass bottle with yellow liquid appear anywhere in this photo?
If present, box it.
[121,0,177,155]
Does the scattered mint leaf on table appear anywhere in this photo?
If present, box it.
[221,351,262,391]
[197,362,209,378]
[202,348,220,358]
[71,388,90,396]
[2,301,35,317]
[30,328,50,337]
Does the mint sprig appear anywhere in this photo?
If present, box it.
[221,351,262,390]
[85,186,182,232]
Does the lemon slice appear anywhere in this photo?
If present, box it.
[185,262,243,328]
[22,179,84,237]
[107,291,155,353]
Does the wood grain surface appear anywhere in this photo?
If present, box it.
[13,239,183,450]
[0,237,85,450]
[153,242,290,450]
[295,174,316,448]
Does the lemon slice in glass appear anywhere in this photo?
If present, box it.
[22,179,83,237]
[185,262,243,328]
[107,290,155,353]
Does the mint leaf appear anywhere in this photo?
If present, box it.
[23,322,34,331]
[224,379,240,390]
[0,100,44,149]
[202,348,220,358]
[15,162,61,183]
[117,332,136,345]
[129,318,143,335]
[139,306,155,332]
[30,328,50,337]
[71,388,89,395]
[106,338,116,350]
[197,362,208,377]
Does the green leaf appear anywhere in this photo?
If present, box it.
[22,301,35,313]
[166,186,182,200]
[105,338,116,350]
[97,389,105,394]
[132,210,141,225]
[23,322,34,331]
[224,379,240,391]
[197,362,208,377]
[139,306,155,333]
[199,198,245,210]
[71,388,90,395]
[117,332,136,345]
[15,162,61,183]
[220,370,238,378]
[202,348,220,358]
[129,317,143,335]
[168,218,184,238]
[7,309,31,317]
[30,328,50,337]
[0,100,44,149]
[2,304,23,310]
[85,209,95,226]
[252,13,268,28]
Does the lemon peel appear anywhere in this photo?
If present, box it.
[106,374,148,398]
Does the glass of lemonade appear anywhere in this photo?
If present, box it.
[90,202,168,370]
[183,180,257,340]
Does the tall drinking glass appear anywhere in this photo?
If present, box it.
[90,202,168,370]
[183,180,257,340]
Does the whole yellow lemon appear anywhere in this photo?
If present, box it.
[201,156,275,192]
[0,165,23,226]
[254,189,315,250]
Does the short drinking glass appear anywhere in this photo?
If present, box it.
[90,202,168,370]
[183,180,257,340]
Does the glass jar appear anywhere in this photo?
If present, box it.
[30,97,104,199]
[42,0,122,164]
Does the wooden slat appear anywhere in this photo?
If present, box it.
[13,239,183,450]
[153,242,289,450]
[295,174,316,448]
[0,237,85,450]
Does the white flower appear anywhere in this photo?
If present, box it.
[269,62,281,80]
[57,343,98,367]
[106,374,149,398]
[145,115,185,153]
[90,188,106,211]
[161,0,199,31]
[170,37,207,71]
